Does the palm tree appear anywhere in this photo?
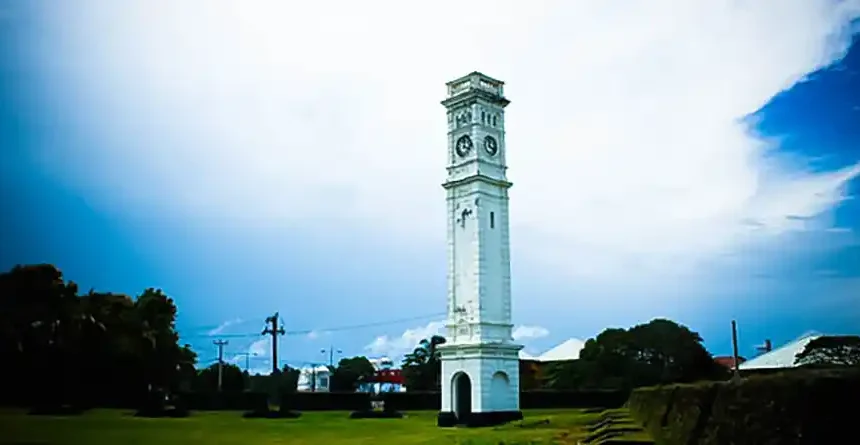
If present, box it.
[402,335,447,390]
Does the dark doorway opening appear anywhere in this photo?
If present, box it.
[453,372,472,423]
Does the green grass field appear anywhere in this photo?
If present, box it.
[0,409,599,444]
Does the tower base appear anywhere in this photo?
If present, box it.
[437,410,524,428]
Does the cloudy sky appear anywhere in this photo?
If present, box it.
[1,0,859,373]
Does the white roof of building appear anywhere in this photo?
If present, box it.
[368,357,394,370]
[298,365,330,374]
[536,338,585,362]
[519,338,586,362]
[738,332,822,370]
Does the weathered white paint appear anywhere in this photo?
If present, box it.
[439,72,522,414]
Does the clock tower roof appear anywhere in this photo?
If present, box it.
[442,72,509,108]
[445,71,505,87]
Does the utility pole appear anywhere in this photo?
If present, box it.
[213,339,229,392]
[262,312,285,373]
[321,345,342,367]
[731,320,741,382]
[237,352,256,372]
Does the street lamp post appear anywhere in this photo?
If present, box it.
[321,345,343,367]
[236,352,257,391]
[237,352,257,372]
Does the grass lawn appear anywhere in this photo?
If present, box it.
[0,408,600,444]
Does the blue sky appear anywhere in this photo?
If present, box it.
[1,1,859,373]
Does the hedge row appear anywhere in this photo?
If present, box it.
[382,391,440,411]
[520,390,629,409]
[178,391,269,411]
[23,388,631,413]
[279,391,372,411]
[627,368,860,445]
[380,390,628,411]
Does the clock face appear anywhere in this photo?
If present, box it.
[484,136,498,156]
[455,135,473,157]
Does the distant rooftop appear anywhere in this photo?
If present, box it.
[520,338,585,362]
[738,331,822,370]
[714,356,747,369]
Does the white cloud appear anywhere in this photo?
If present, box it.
[36,1,860,290]
[364,321,445,360]
[248,338,269,357]
[206,318,244,336]
[306,330,329,340]
[512,325,550,341]
[367,322,555,360]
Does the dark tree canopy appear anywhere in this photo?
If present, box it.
[249,365,300,401]
[0,264,196,407]
[795,336,860,367]
[402,335,446,391]
[195,363,246,392]
[329,356,376,391]
[545,319,725,390]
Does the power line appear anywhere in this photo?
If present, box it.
[285,312,446,335]
[181,312,444,339]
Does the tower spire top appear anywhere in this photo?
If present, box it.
[444,72,507,103]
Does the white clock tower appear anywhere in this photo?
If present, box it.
[437,72,523,427]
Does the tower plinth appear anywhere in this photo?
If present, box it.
[436,72,523,428]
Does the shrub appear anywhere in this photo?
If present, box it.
[627,368,860,445]
[349,410,404,419]
[178,391,269,411]
[133,390,190,418]
[660,382,719,444]
[700,369,860,444]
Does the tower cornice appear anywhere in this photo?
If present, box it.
[445,71,505,87]
[441,90,510,109]
[442,174,512,190]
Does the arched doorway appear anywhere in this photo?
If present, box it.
[452,372,472,422]
[490,371,510,408]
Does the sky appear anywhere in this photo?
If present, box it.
[1,0,859,374]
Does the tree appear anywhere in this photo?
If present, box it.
[329,356,376,392]
[194,363,245,392]
[281,366,301,393]
[551,319,725,390]
[0,264,93,405]
[519,359,544,390]
[402,335,446,391]
[0,264,196,408]
[795,336,860,367]
[134,288,187,393]
[249,366,300,405]
[543,359,602,390]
